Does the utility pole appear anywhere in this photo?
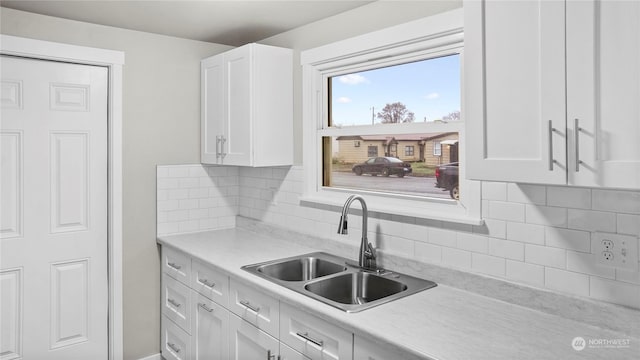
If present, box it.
[370,106,375,125]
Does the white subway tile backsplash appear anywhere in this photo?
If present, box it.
[488,201,525,222]
[482,182,507,201]
[415,242,443,263]
[566,251,615,279]
[593,189,640,215]
[489,238,525,261]
[545,227,590,252]
[456,233,489,254]
[472,253,506,277]
[442,247,472,270]
[525,244,566,269]
[567,209,616,233]
[506,260,544,286]
[525,204,567,227]
[507,183,546,205]
[590,277,640,309]
[157,164,640,309]
[617,214,640,236]
[547,186,591,209]
[545,268,590,297]
[506,222,545,245]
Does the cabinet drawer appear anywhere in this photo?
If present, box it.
[280,302,353,360]
[163,246,191,285]
[162,273,191,333]
[191,259,229,306]
[161,315,191,360]
[229,278,279,337]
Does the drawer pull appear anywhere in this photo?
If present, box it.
[239,300,260,313]
[167,262,182,270]
[267,349,275,360]
[198,302,214,313]
[200,278,215,288]
[167,342,181,353]
[296,331,324,348]
[167,298,181,308]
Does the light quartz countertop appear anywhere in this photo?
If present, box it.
[158,224,639,360]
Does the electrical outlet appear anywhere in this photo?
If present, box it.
[593,232,639,270]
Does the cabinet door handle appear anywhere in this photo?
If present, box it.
[239,300,260,313]
[167,298,181,308]
[167,262,181,270]
[199,278,215,288]
[548,120,556,171]
[574,118,582,172]
[167,342,181,353]
[267,350,275,360]
[296,331,324,348]
[198,302,214,313]
[216,135,221,160]
[220,136,227,159]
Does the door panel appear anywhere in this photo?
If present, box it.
[567,0,640,188]
[0,55,108,359]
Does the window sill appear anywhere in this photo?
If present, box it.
[299,192,484,226]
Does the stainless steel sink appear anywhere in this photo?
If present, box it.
[242,252,437,312]
[256,256,347,281]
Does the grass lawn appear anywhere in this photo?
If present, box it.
[331,161,436,177]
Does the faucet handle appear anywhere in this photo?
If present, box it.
[366,242,376,259]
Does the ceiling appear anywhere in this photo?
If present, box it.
[0,0,374,46]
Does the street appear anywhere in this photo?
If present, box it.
[331,172,453,199]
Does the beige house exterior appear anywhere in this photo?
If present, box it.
[335,132,459,166]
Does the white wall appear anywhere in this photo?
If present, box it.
[1,7,231,360]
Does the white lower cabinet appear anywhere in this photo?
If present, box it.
[161,315,191,360]
[229,278,279,337]
[280,342,311,360]
[229,312,279,359]
[280,302,353,360]
[191,291,229,360]
[162,273,191,333]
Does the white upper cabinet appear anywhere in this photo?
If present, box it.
[566,0,640,188]
[201,43,293,167]
[465,0,640,189]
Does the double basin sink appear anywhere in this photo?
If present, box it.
[242,252,437,312]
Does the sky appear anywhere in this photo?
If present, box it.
[330,54,460,126]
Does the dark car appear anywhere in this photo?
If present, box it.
[352,157,412,177]
[435,162,459,199]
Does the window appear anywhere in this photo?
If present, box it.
[367,146,378,157]
[301,9,481,224]
[434,142,442,156]
[405,146,414,157]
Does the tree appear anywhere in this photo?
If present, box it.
[376,102,415,123]
[442,110,461,122]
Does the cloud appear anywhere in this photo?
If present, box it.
[424,92,440,100]
[338,74,369,85]
[337,97,352,103]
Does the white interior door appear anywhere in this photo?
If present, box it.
[1,55,108,359]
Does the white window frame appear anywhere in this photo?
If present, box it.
[300,8,482,225]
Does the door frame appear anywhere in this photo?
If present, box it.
[1,34,124,360]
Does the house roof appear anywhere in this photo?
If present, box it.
[337,132,458,142]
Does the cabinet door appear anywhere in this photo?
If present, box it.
[280,342,311,360]
[222,45,252,166]
[191,291,229,360]
[229,313,279,360]
[567,0,640,189]
[201,54,225,164]
[465,0,567,184]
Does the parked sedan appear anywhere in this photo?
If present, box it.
[352,157,412,177]
[435,162,459,199]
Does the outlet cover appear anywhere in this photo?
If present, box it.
[593,232,639,271]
